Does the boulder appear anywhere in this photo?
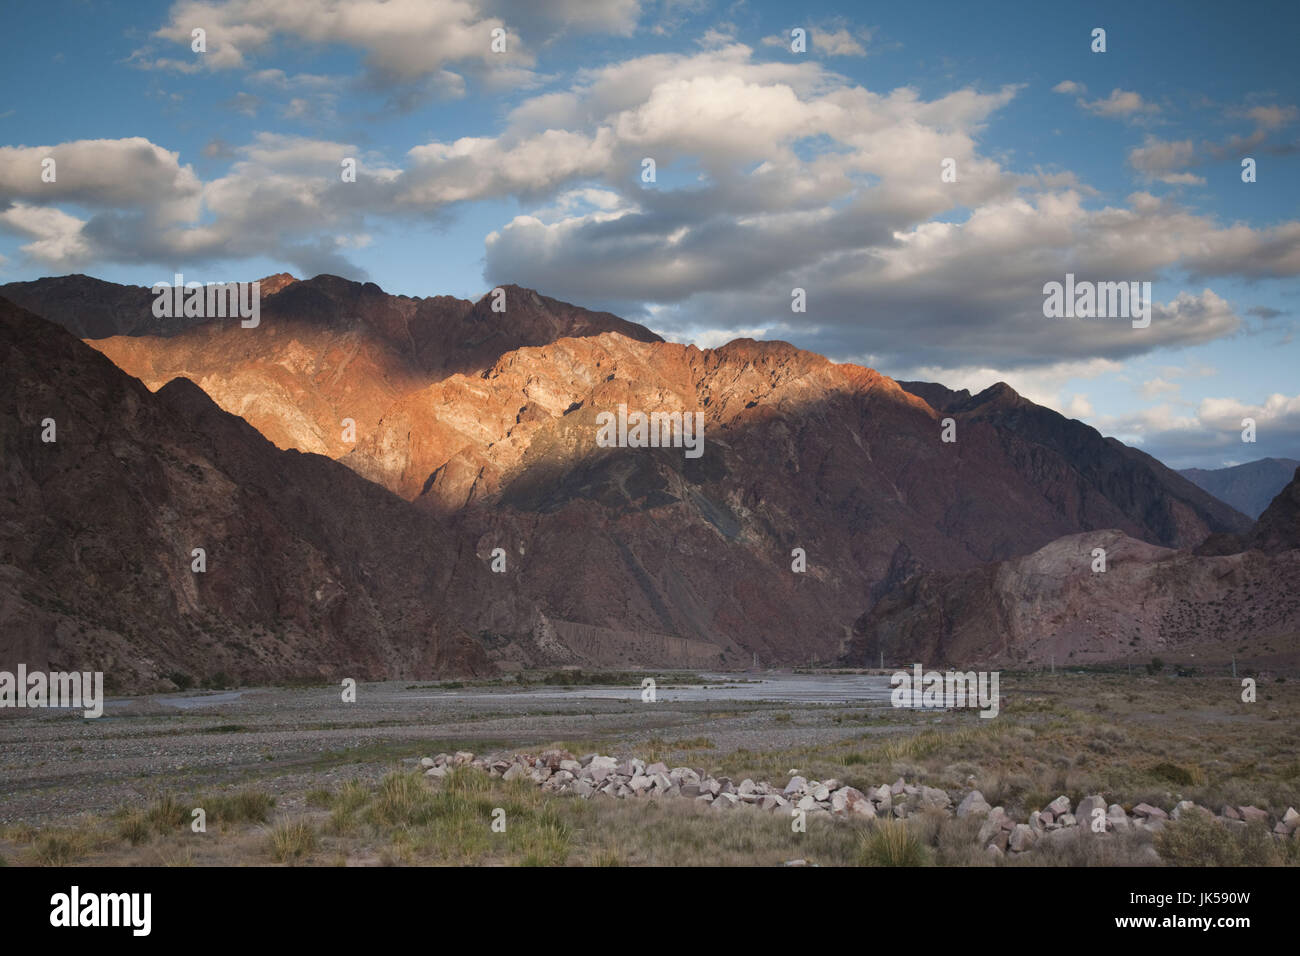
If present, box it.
[1132,803,1168,821]
[956,791,992,818]
[1046,795,1072,819]
[1076,794,1106,827]
[1238,806,1269,825]
[783,776,808,797]
[1008,823,1037,853]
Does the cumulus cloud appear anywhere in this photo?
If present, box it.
[4,43,1299,375]
[134,0,643,98]
[1100,393,1300,468]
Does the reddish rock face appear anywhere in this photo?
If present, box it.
[0,275,1272,680]
[848,517,1300,670]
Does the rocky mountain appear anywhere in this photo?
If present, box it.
[84,275,660,460]
[846,471,1300,670]
[1180,457,1300,519]
[0,274,1269,681]
[898,380,1252,547]
[0,297,491,692]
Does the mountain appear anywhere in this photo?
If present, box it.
[898,380,1252,547]
[846,470,1300,670]
[1179,458,1300,519]
[0,274,1263,677]
[84,275,661,460]
[0,297,491,692]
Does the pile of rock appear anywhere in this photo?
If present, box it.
[415,750,1300,855]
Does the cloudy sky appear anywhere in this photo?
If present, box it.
[2,0,1297,469]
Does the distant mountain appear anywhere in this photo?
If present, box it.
[1180,458,1300,519]
[847,469,1300,670]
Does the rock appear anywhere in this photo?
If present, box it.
[986,844,1004,859]
[453,751,475,766]
[1107,805,1131,832]
[870,785,892,812]
[783,776,807,797]
[573,779,595,798]
[587,756,618,782]
[646,762,669,776]
[812,785,831,801]
[761,794,790,812]
[715,792,740,808]
[956,791,992,818]
[559,759,582,774]
[1046,795,1072,819]
[1222,805,1242,820]
[651,773,673,794]
[629,774,653,794]
[1283,807,1299,832]
[1008,823,1037,852]
[419,757,435,768]
[739,778,757,796]
[1058,813,1077,828]
[830,787,859,813]
[701,777,721,797]
[502,763,527,782]
[680,783,701,799]
[424,766,448,778]
[919,786,951,809]
[1076,794,1106,827]
[797,794,819,811]
[1132,803,1168,821]
[695,793,714,804]
[1238,806,1269,824]
[890,777,906,796]
[1030,811,1047,833]
[822,779,842,791]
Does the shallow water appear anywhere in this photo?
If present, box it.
[396,672,895,705]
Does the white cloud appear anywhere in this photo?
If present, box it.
[1081,88,1160,118]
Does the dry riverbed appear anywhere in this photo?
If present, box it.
[0,671,1296,866]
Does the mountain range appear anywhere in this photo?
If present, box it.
[1,273,1293,690]
[1179,457,1300,519]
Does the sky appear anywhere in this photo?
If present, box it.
[1,0,1297,470]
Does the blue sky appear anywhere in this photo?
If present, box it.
[1,0,1297,469]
